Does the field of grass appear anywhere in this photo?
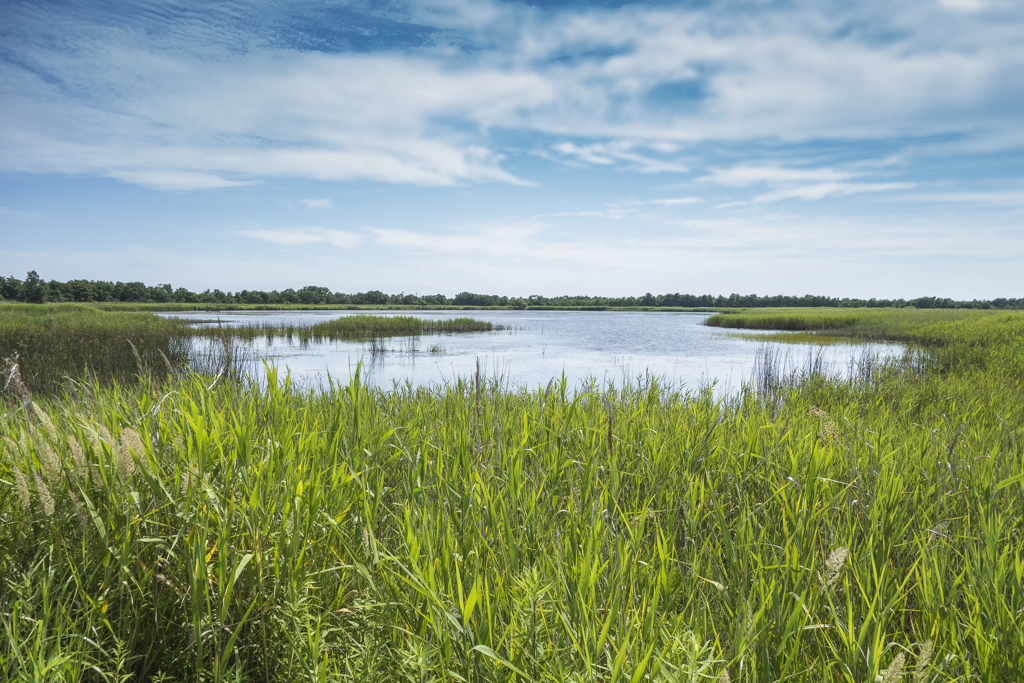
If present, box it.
[1,308,1022,681]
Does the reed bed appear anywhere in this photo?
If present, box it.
[2,309,1023,681]
[706,307,1024,346]
[0,304,192,393]
[193,315,500,344]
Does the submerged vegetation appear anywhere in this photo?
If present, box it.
[1,308,1022,680]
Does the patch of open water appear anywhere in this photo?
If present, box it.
[159,310,907,394]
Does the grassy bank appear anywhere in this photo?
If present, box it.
[705,307,1024,345]
[2,309,1023,681]
[0,304,192,393]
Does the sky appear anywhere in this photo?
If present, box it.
[1,0,1023,299]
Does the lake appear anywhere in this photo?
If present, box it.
[159,310,906,393]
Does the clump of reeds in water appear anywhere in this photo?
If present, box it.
[196,314,500,344]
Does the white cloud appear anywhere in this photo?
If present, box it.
[0,207,41,221]
[940,0,986,11]
[753,182,915,203]
[552,141,688,173]
[367,223,549,258]
[301,198,335,209]
[651,197,703,206]
[702,166,856,187]
[900,191,1024,205]
[700,164,914,203]
[238,227,362,249]
[1,0,1022,191]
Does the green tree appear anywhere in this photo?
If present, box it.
[67,279,96,302]
[22,270,47,304]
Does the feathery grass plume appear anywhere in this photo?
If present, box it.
[808,405,842,444]
[743,601,755,640]
[37,438,62,486]
[914,640,934,683]
[30,402,56,438]
[119,427,149,475]
[70,437,87,471]
[114,439,136,485]
[32,472,54,516]
[12,464,31,509]
[808,405,829,420]
[819,547,849,591]
[880,652,906,683]
[1,353,32,403]
[2,435,22,457]
[158,349,175,377]
[69,490,88,532]
[127,339,147,378]
[85,424,115,489]
[718,669,731,683]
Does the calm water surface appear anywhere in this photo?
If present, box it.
[160,310,905,393]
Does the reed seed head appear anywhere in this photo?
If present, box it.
[880,652,906,683]
[819,546,849,591]
[70,489,88,532]
[12,465,31,509]
[30,402,56,440]
[1,354,31,402]
[33,472,55,516]
[115,441,136,484]
[809,405,829,420]
[914,640,933,683]
[38,439,62,485]
[70,437,87,471]
[3,436,21,457]
[120,427,145,456]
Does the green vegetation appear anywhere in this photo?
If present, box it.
[204,315,501,344]
[2,308,1023,680]
[5,269,1023,310]
[0,304,191,393]
[0,305,500,394]
[706,307,1024,338]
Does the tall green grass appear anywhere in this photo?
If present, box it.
[0,304,192,393]
[2,309,1023,680]
[200,315,501,344]
[706,307,1024,346]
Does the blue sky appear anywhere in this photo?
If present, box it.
[1,0,1022,298]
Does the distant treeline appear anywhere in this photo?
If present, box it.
[2,270,1022,309]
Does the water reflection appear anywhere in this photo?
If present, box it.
[161,310,907,394]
